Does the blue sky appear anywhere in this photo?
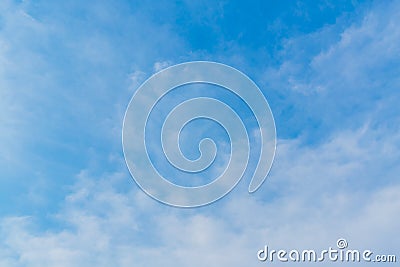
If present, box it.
[1,0,399,266]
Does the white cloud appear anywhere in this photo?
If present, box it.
[1,1,399,266]
[153,61,172,72]
[262,1,400,141]
[1,120,399,266]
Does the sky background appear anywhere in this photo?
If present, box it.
[0,0,399,266]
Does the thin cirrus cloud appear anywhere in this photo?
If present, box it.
[0,0,399,266]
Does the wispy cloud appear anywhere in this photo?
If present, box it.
[0,0,399,266]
